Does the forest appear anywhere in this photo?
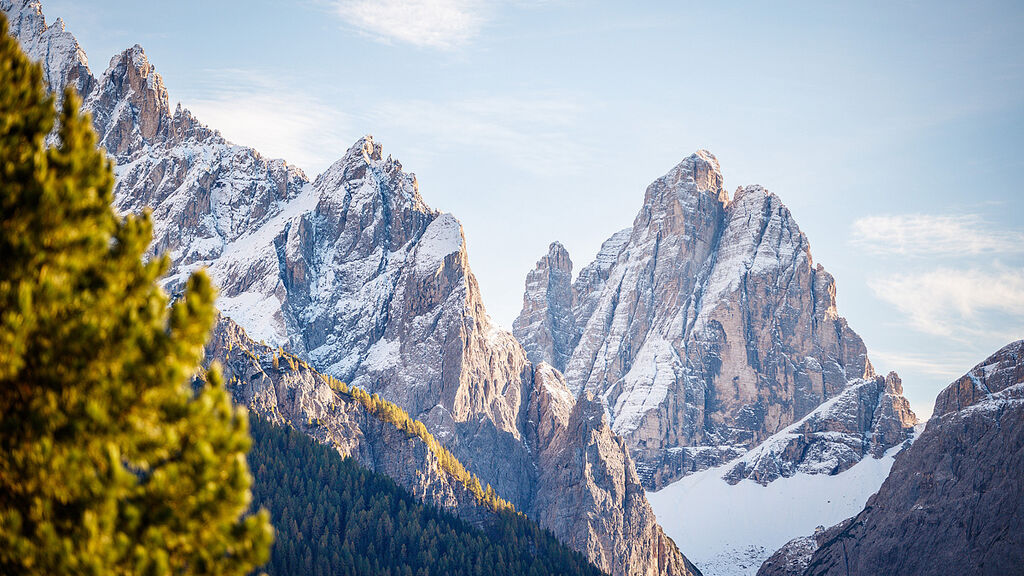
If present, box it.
[248,416,606,576]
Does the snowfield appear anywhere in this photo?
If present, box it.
[648,425,922,576]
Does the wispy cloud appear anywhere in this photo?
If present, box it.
[369,94,595,175]
[851,213,1024,257]
[869,350,970,379]
[179,71,353,177]
[331,0,490,49]
[869,267,1024,340]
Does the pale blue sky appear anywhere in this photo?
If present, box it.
[51,0,1024,417]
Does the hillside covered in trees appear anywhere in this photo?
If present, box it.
[248,416,606,576]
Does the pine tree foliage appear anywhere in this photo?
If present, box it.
[324,377,516,514]
[250,417,606,576]
[0,14,271,575]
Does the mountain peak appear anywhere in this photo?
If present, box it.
[641,148,727,214]
[314,135,429,219]
[681,148,723,189]
[357,134,382,162]
[512,240,575,371]
[86,41,171,156]
[932,339,1024,417]
[2,0,93,102]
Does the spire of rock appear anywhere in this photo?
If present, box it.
[85,44,173,157]
[1,0,94,105]
[519,152,900,489]
[513,241,576,372]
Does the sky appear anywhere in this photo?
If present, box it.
[47,0,1024,418]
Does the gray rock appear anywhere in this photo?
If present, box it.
[757,523,848,576]
[723,373,916,486]
[760,340,1024,576]
[513,242,576,372]
[203,316,491,525]
[515,154,908,489]
[4,4,699,573]
[1,0,93,110]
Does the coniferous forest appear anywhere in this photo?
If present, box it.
[248,416,607,576]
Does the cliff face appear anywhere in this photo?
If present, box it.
[514,154,906,489]
[759,340,1024,576]
[721,373,916,486]
[4,3,698,573]
[202,316,491,525]
[535,390,701,576]
[513,242,576,373]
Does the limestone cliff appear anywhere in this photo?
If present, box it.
[759,340,1024,576]
[514,153,911,489]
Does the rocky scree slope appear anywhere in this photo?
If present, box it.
[758,340,1024,576]
[513,152,916,489]
[4,3,697,574]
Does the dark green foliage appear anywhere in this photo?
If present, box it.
[0,13,271,575]
[323,376,515,514]
[249,417,606,576]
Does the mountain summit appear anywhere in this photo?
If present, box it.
[513,152,915,490]
[2,2,699,574]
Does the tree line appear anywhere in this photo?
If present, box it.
[249,416,606,576]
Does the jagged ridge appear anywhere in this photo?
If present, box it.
[759,340,1024,576]
[513,151,914,490]
[2,3,699,574]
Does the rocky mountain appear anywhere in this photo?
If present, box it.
[3,3,697,574]
[647,373,917,576]
[513,152,914,490]
[721,372,915,485]
[1,0,92,109]
[513,242,576,373]
[206,314,696,576]
[759,340,1024,576]
[203,315,493,525]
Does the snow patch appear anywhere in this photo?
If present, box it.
[414,214,462,274]
[648,438,910,576]
[609,336,679,435]
[363,338,401,371]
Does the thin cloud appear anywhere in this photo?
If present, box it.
[851,213,1024,257]
[179,71,353,177]
[869,267,1024,341]
[369,94,595,175]
[869,350,969,379]
[332,0,489,49]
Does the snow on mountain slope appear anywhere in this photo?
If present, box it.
[721,373,915,485]
[648,426,919,576]
[513,155,912,490]
[646,374,917,575]
[3,3,701,573]
[0,0,92,108]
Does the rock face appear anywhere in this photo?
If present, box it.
[757,524,845,576]
[760,340,1024,576]
[1,0,92,109]
[514,242,576,372]
[203,316,490,525]
[5,4,699,574]
[514,153,904,489]
[722,373,916,486]
[535,391,702,576]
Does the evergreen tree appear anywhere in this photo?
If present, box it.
[0,14,271,575]
[248,417,606,576]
